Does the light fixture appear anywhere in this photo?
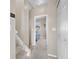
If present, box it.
[38,0,44,5]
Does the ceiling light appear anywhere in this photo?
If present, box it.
[38,0,44,5]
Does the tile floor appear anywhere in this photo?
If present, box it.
[31,47,48,59]
[16,47,56,59]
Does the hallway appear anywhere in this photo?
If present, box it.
[31,47,48,59]
[16,46,48,59]
[10,0,68,59]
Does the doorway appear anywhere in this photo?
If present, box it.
[34,15,48,49]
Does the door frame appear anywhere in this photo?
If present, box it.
[34,15,48,48]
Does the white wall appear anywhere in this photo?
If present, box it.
[10,0,15,13]
[10,0,16,59]
[57,0,68,59]
[16,0,30,46]
[48,0,57,56]
[10,17,15,59]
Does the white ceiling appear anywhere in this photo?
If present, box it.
[28,0,48,8]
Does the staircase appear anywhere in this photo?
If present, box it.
[16,31,31,59]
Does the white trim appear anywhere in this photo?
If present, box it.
[34,15,48,47]
[48,54,57,58]
[46,16,48,48]
[34,16,36,46]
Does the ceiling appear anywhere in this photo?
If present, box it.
[28,0,48,8]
